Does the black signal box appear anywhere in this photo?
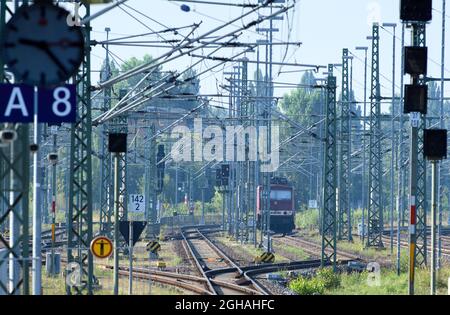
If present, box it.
[400,0,432,22]
[221,164,230,178]
[424,129,447,160]
[108,133,127,153]
[404,47,428,76]
[404,85,428,114]
[216,169,222,187]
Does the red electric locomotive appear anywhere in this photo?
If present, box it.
[256,177,295,234]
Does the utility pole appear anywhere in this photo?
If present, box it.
[0,0,30,296]
[338,48,352,241]
[128,219,133,295]
[175,163,178,207]
[382,22,397,255]
[367,23,383,248]
[113,152,120,295]
[201,170,206,225]
[355,46,368,245]
[438,0,446,269]
[406,21,429,296]
[50,133,57,274]
[321,64,337,271]
[145,123,157,231]
[412,23,428,268]
[233,64,241,241]
[32,90,43,295]
[431,159,437,295]
[67,2,93,295]
[397,23,406,276]
[100,27,113,238]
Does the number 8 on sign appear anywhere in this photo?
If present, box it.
[52,87,72,117]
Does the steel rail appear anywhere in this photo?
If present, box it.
[181,229,218,294]
[196,229,269,295]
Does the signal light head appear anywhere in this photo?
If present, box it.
[404,47,428,76]
[404,85,428,114]
[424,129,447,161]
[400,0,432,22]
[108,133,127,153]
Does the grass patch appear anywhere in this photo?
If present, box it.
[289,268,340,295]
[41,265,184,295]
[275,243,310,260]
[215,234,291,263]
[289,265,450,295]
[295,209,319,231]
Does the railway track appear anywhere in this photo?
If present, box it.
[181,227,268,295]
[101,265,212,295]
[381,235,450,261]
[274,235,362,261]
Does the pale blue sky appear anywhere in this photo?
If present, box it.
[75,0,449,113]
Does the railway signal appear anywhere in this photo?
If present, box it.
[401,0,433,296]
[424,129,447,295]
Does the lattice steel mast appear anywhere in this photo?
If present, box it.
[367,23,383,248]
[412,23,428,267]
[338,48,352,241]
[66,2,94,295]
[321,64,337,270]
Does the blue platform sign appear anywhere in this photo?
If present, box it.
[0,84,33,123]
[38,85,77,123]
[0,84,76,123]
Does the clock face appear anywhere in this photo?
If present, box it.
[2,3,84,87]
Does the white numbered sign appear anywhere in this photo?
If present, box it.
[129,194,145,214]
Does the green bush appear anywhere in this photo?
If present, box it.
[316,268,341,289]
[289,276,325,295]
[289,268,340,295]
[295,209,319,230]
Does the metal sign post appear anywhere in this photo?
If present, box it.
[128,219,133,295]
[431,160,437,295]
[113,152,120,295]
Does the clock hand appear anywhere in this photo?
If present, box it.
[19,38,82,48]
[41,46,69,76]
[19,38,69,75]
[19,38,45,48]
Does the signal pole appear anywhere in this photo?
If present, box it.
[32,90,43,295]
[431,159,437,295]
[397,23,406,275]
[100,27,112,237]
[355,46,368,245]
[382,22,397,254]
[113,152,120,295]
[438,0,446,269]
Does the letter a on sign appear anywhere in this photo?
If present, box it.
[0,84,33,123]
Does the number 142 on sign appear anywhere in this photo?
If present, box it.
[129,194,145,214]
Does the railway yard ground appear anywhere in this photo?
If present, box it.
[35,224,450,295]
